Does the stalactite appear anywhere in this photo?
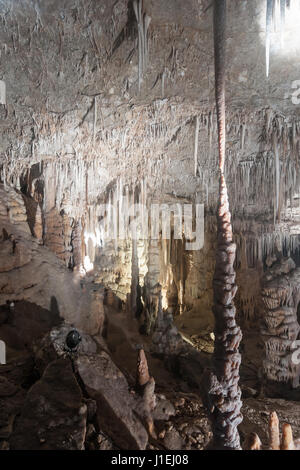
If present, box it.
[133,0,151,92]
[0,80,6,105]
[93,96,97,146]
[161,68,166,98]
[201,0,242,450]
[194,115,200,177]
[273,133,280,223]
[265,0,290,77]
[266,0,274,78]
[280,0,286,46]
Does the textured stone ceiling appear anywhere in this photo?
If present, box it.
[0,0,300,222]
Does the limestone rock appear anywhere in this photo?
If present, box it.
[10,358,87,450]
[0,301,61,355]
[152,395,176,421]
[34,325,98,373]
[163,429,184,450]
[0,239,31,272]
[76,351,148,450]
[0,377,26,440]
[0,355,35,389]
[33,205,43,243]
[152,308,186,356]
[0,185,105,335]
[261,257,300,388]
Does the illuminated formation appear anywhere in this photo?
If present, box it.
[265,0,300,77]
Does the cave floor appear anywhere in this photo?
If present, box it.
[103,307,300,450]
[0,300,299,450]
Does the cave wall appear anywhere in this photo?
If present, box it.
[0,184,104,335]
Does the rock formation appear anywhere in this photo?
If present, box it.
[0,0,300,452]
[0,185,104,335]
[201,0,243,450]
[10,358,87,450]
[261,256,300,389]
[245,410,300,450]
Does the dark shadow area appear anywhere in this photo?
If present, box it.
[0,300,61,356]
[19,164,44,237]
[110,0,137,58]
[50,296,60,319]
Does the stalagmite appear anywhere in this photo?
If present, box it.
[246,412,298,450]
[269,411,280,450]
[245,433,262,450]
[136,348,151,388]
[135,348,156,439]
[281,423,295,450]
[201,0,243,450]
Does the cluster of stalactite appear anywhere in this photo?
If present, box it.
[197,106,300,222]
[201,0,243,450]
[265,0,293,77]
[2,98,300,234]
[133,0,151,92]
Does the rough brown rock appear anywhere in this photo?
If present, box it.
[0,377,26,441]
[76,351,149,450]
[33,325,98,374]
[0,185,105,335]
[10,358,87,450]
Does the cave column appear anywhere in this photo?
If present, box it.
[201,0,243,450]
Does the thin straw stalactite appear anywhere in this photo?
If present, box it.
[266,0,273,78]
